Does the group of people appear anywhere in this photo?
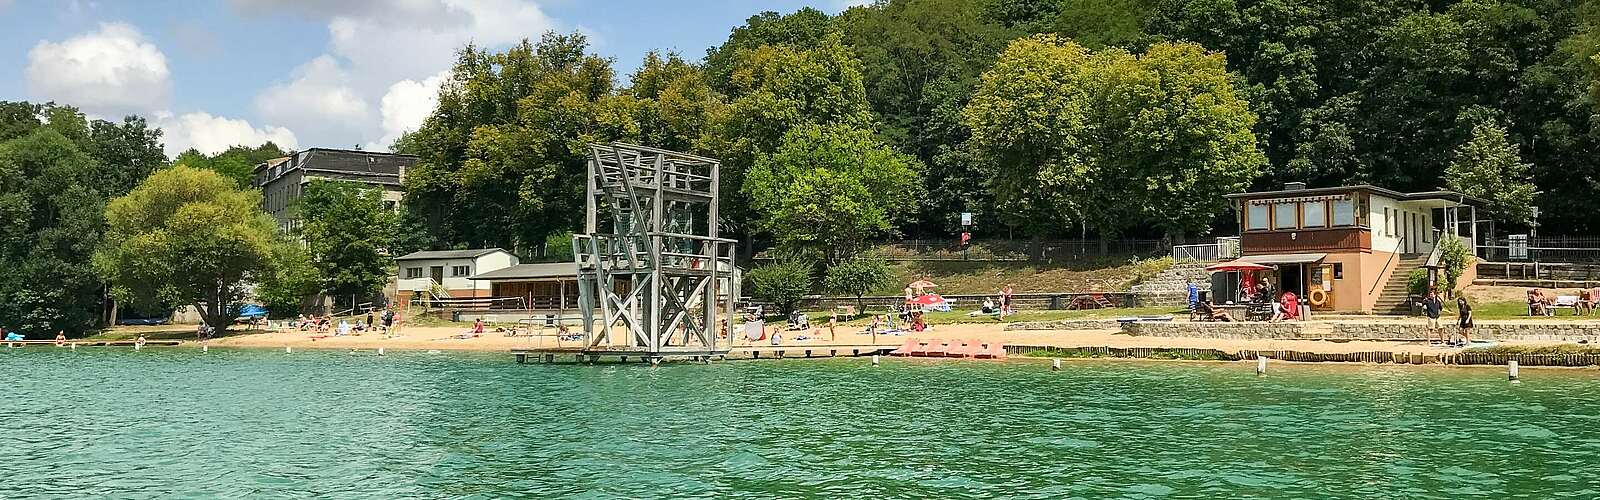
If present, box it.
[1196,289,1300,322]
[1526,287,1600,316]
[1420,288,1474,346]
[289,309,398,335]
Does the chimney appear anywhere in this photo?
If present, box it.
[1283,182,1307,191]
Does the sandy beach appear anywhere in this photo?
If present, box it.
[168,320,1577,356]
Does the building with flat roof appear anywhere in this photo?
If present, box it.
[395,248,519,300]
[253,148,415,233]
[1214,182,1488,314]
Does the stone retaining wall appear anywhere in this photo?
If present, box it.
[1006,319,1600,341]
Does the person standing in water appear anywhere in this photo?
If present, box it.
[1456,296,1474,346]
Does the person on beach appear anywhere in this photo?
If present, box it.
[365,311,375,331]
[382,308,395,333]
[54,331,67,347]
[1456,296,1474,346]
[1000,285,1015,318]
[1421,289,1446,344]
[827,316,837,341]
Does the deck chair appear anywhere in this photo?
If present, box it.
[890,338,918,356]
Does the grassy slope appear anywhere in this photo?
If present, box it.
[867,258,1168,296]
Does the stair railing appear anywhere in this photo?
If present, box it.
[1369,235,1407,297]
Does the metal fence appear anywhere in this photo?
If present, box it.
[1477,236,1600,263]
[1171,237,1240,262]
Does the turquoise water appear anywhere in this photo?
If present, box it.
[4,348,1600,498]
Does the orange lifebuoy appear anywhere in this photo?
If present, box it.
[1309,288,1328,307]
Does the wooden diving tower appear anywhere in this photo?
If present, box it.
[572,143,737,364]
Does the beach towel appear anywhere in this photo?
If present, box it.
[744,320,765,341]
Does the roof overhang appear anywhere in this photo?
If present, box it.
[1239,253,1327,265]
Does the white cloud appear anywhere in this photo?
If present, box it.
[236,0,557,147]
[255,55,373,147]
[372,70,449,150]
[156,112,299,157]
[25,22,171,117]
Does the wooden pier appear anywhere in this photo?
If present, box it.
[513,344,895,364]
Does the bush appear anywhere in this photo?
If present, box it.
[544,231,574,261]
[1126,256,1175,288]
[1439,236,1471,293]
[746,259,814,314]
[824,257,894,312]
[1406,268,1430,297]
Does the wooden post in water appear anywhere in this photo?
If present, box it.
[1508,360,1519,382]
[1257,356,1267,376]
[285,346,292,354]
[1052,358,1062,371]
[378,347,384,355]
[872,354,880,365]
[202,345,208,353]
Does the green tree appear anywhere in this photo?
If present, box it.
[171,142,289,188]
[703,8,836,92]
[1445,121,1537,225]
[823,257,894,312]
[0,127,107,336]
[543,230,575,262]
[745,258,814,315]
[963,35,1263,241]
[95,166,284,332]
[744,124,923,263]
[297,180,397,307]
[255,239,320,317]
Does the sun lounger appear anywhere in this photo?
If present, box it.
[946,339,981,358]
[890,338,918,356]
[921,340,949,357]
[908,339,934,356]
[974,341,1006,359]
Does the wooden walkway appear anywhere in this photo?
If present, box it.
[512,344,895,364]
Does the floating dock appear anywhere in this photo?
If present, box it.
[513,344,895,364]
[4,340,184,347]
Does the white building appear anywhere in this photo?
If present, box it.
[395,248,518,300]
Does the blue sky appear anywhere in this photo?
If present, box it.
[0,0,859,156]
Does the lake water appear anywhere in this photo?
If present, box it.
[4,347,1600,498]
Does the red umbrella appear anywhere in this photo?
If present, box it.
[906,293,946,305]
[907,279,938,289]
[1205,260,1272,272]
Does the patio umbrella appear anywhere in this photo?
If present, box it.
[906,293,946,306]
[907,279,938,289]
[1205,260,1272,273]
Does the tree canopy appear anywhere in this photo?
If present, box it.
[95,166,286,332]
[172,143,289,188]
[297,180,398,306]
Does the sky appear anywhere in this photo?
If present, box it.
[0,0,865,157]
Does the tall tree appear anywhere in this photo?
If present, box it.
[171,142,290,188]
[703,8,836,92]
[1445,121,1538,225]
[297,180,398,307]
[0,126,107,336]
[964,35,1264,240]
[95,166,285,332]
[744,124,923,263]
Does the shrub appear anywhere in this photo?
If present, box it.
[1126,256,1175,288]
[1407,268,1430,297]
[746,259,814,315]
[824,257,894,313]
[1438,236,1472,293]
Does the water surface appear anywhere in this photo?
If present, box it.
[4,347,1599,498]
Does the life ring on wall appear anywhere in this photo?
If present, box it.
[1308,288,1328,307]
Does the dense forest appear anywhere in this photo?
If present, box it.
[398,0,1600,257]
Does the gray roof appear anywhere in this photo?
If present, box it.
[1226,184,1490,207]
[395,248,507,261]
[469,262,577,281]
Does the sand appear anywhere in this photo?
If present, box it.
[189,320,1572,356]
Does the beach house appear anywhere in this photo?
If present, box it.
[395,248,518,300]
[1217,182,1488,314]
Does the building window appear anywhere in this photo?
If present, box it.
[1331,199,1354,226]
[1383,208,1392,236]
[1301,201,1326,228]
[1248,203,1269,231]
[384,200,397,211]
[451,265,470,277]
[405,267,423,278]
[1273,202,1297,230]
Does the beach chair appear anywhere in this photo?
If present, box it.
[890,338,918,356]
[908,339,933,356]
[974,341,1007,359]
[946,339,983,358]
[922,340,949,357]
